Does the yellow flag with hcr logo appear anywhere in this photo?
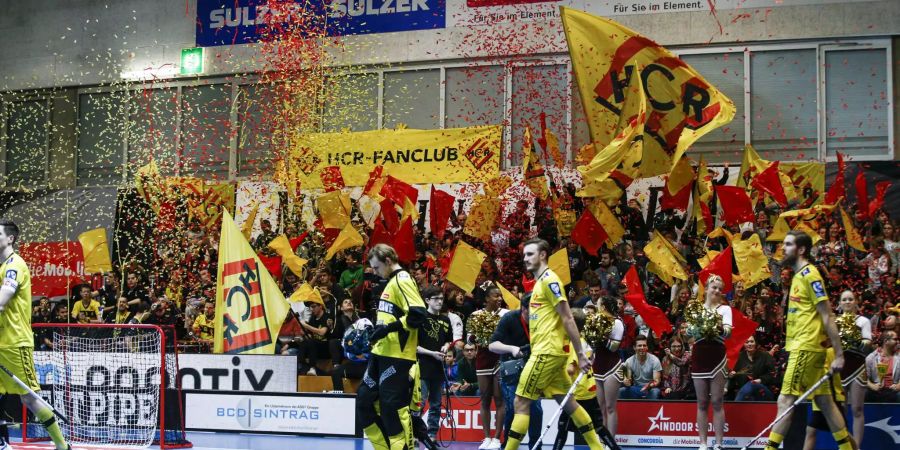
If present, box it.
[215,210,290,354]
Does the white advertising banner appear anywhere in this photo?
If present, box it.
[185,392,357,436]
[34,351,298,393]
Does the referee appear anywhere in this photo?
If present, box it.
[356,244,427,450]
[764,231,853,450]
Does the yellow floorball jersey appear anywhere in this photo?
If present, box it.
[785,264,829,353]
[0,254,34,348]
[372,270,425,361]
[71,299,102,324]
[529,269,570,356]
[193,314,215,341]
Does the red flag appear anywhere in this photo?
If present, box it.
[258,254,283,281]
[522,274,536,294]
[855,170,869,220]
[750,161,788,207]
[363,166,384,195]
[381,175,418,206]
[824,152,846,205]
[289,232,308,252]
[659,183,692,211]
[429,186,455,240]
[623,266,673,336]
[379,198,399,233]
[715,186,755,226]
[868,181,891,217]
[320,166,345,192]
[699,201,714,232]
[368,218,392,251]
[571,210,608,256]
[698,246,734,294]
[725,307,759,370]
[394,217,416,264]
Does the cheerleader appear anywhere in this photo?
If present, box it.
[591,296,625,437]
[468,284,508,450]
[690,275,732,450]
[837,290,872,446]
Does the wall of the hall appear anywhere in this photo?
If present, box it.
[0,0,897,193]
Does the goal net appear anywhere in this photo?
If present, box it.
[25,324,191,449]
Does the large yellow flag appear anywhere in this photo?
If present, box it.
[268,235,309,276]
[732,234,771,289]
[446,241,487,293]
[562,7,735,178]
[644,231,688,281]
[497,282,521,310]
[549,248,571,286]
[840,206,866,251]
[289,283,324,306]
[77,228,112,274]
[576,76,646,185]
[737,144,825,206]
[215,210,291,354]
[325,223,365,260]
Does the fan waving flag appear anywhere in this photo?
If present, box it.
[623,265,673,337]
[561,7,735,179]
[215,210,291,355]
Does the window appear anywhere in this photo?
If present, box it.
[510,64,568,167]
[824,47,890,159]
[181,84,231,179]
[3,98,48,187]
[445,65,505,129]
[383,69,440,130]
[128,87,179,176]
[323,73,379,132]
[679,52,746,163]
[77,92,126,186]
[236,84,275,177]
[750,49,818,161]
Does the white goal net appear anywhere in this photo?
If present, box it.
[27,324,190,449]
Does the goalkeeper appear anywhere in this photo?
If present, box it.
[0,220,70,450]
[356,244,427,450]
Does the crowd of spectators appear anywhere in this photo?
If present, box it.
[28,188,900,402]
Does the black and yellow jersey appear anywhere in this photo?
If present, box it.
[786,263,829,353]
[0,253,33,348]
[372,270,427,361]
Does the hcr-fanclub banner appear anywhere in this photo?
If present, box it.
[277,125,502,188]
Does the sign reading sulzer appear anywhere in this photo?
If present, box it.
[196,0,446,47]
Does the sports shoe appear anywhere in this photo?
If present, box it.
[478,438,492,449]
[712,445,723,450]
[487,437,502,449]
[698,444,708,450]
[0,438,11,450]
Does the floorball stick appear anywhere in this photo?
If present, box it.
[740,371,833,450]
[0,362,69,423]
[531,371,585,450]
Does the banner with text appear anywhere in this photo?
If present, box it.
[196,0,446,47]
[279,125,502,188]
[19,242,88,298]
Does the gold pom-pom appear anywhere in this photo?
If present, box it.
[836,313,863,351]
[584,311,614,349]
[685,300,723,340]
[468,311,501,346]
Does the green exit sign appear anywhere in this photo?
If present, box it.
[180,48,203,75]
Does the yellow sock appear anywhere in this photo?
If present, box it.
[570,405,604,450]
[35,408,66,450]
[504,414,530,450]
[832,428,853,450]
[765,431,784,450]
[364,423,389,450]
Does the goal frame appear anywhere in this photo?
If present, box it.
[25,323,192,449]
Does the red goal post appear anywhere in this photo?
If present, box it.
[25,323,191,449]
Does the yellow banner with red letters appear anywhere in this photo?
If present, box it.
[277,125,502,189]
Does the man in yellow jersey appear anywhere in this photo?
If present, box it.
[504,238,605,450]
[764,231,853,450]
[357,243,427,450]
[0,220,70,450]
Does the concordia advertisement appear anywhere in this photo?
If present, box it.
[35,352,298,393]
[185,392,357,436]
[196,0,446,47]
